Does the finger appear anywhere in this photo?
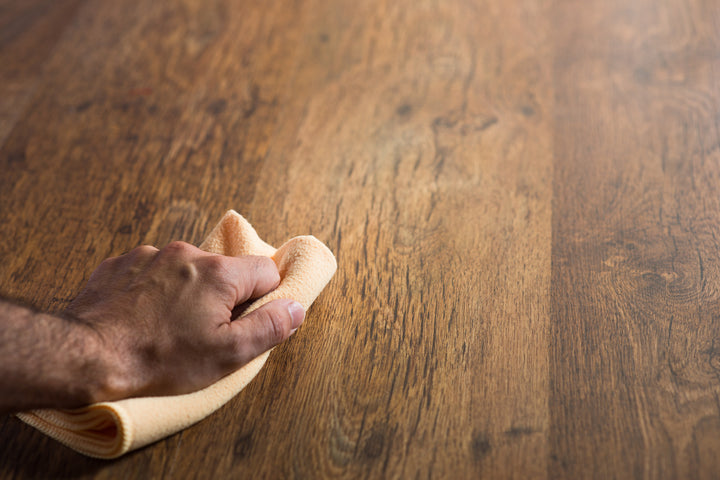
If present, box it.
[198,255,280,305]
[227,299,305,365]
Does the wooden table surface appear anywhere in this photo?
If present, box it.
[1,0,719,478]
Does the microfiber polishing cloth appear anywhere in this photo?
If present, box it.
[16,210,337,459]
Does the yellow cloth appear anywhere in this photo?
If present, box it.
[16,210,337,459]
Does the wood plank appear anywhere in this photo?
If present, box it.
[201,0,554,477]
[550,0,720,478]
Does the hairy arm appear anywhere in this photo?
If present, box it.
[0,301,108,414]
[0,242,305,416]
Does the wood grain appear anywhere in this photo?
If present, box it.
[550,0,720,478]
[0,0,718,478]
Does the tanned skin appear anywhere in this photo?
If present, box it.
[0,241,305,416]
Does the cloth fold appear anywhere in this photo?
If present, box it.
[17,210,337,459]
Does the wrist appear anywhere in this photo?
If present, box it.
[54,312,132,405]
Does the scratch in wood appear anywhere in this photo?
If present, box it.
[696,247,704,293]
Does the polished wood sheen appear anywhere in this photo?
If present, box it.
[0,0,718,477]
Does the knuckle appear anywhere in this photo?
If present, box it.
[124,245,159,263]
[255,255,277,271]
[99,257,116,268]
[97,256,119,272]
[160,241,194,259]
[264,258,281,281]
[248,256,280,283]
[202,255,228,278]
[134,245,159,255]
[165,240,191,252]
[198,256,239,301]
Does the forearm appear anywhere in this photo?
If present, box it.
[0,299,110,415]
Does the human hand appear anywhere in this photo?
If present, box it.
[64,241,304,402]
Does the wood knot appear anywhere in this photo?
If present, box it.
[396,104,412,116]
[362,430,385,459]
[703,340,720,374]
[471,432,491,461]
[233,431,253,460]
[207,99,227,115]
[640,271,665,287]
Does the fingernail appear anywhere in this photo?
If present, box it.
[288,301,305,329]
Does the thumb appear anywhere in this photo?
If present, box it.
[229,299,305,366]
